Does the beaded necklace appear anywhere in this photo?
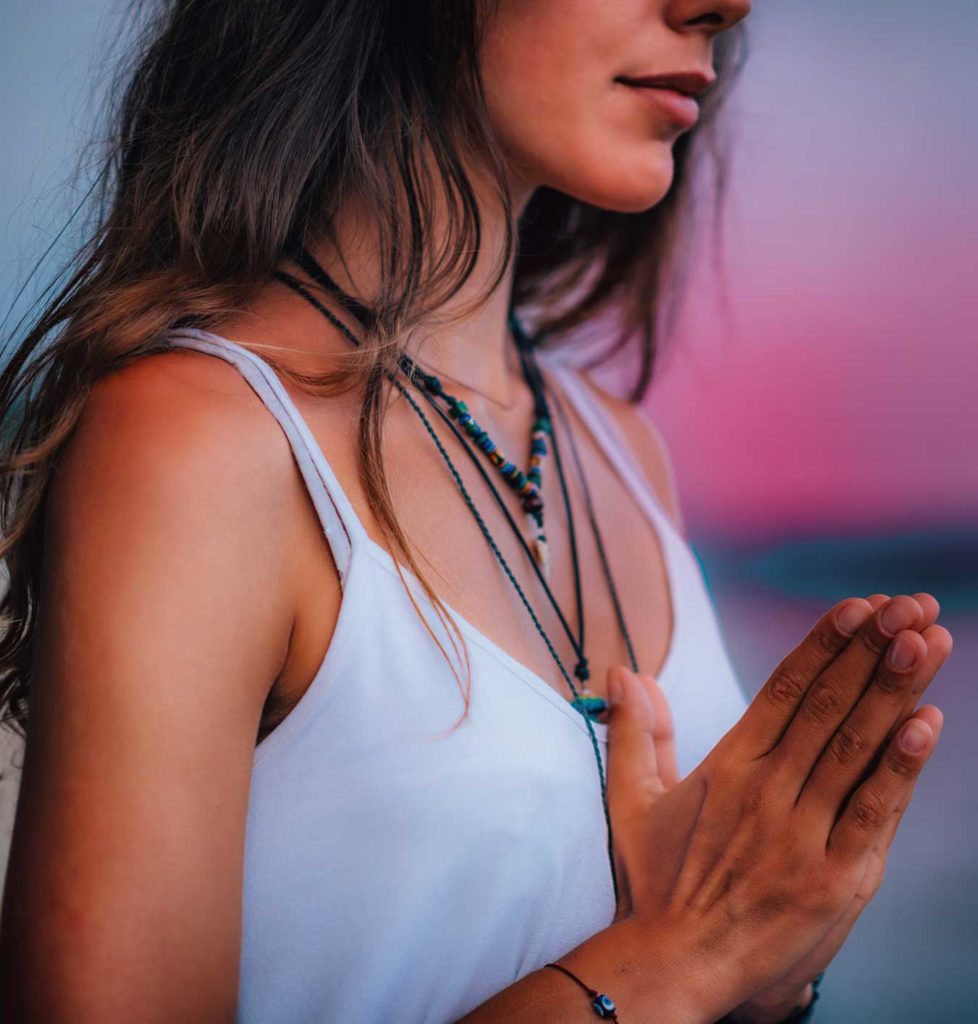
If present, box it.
[284,244,555,579]
[274,246,642,903]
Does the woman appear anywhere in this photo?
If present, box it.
[0,1,952,1021]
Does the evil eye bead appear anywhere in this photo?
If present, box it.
[592,992,617,1018]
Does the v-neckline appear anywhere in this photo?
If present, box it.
[347,341,684,743]
[312,343,683,743]
[356,530,680,744]
[174,326,681,746]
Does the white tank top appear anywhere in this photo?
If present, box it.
[165,327,750,1024]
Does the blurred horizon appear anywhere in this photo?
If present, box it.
[1,0,975,1019]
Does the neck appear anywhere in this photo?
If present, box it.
[303,167,537,406]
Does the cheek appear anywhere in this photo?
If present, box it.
[480,2,681,212]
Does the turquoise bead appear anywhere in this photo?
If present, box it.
[571,695,608,719]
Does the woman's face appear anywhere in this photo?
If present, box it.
[480,0,752,212]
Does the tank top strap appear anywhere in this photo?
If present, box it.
[537,355,681,543]
[165,327,367,583]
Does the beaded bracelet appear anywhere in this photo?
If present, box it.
[540,963,824,1024]
[543,962,619,1020]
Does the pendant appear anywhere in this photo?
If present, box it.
[530,531,551,582]
[570,687,609,721]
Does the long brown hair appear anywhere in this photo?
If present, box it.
[0,0,749,737]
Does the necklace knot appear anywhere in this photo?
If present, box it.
[574,658,591,683]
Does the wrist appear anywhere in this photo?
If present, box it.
[590,914,726,1024]
[725,983,814,1024]
[726,970,825,1024]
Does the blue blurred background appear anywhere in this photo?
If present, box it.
[1,1,976,1019]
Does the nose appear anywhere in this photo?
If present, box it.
[667,0,752,34]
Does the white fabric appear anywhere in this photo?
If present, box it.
[165,328,750,1024]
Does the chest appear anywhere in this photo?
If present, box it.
[241,537,749,1022]
[262,378,676,745]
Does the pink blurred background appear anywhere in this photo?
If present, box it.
[1,1,976,1018]
[650,3,978,539]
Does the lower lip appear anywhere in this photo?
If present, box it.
[620,83,700,129]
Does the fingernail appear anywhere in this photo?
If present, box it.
[886,634,916,671]
[837,601,866,635]
[900,719,929,754]
[881,600,914,636]
[608,670,624,708]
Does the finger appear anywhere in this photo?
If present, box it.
[910,592,940,627]
[875,595,947,742]
[864,593,940,631]
[854,706,945,902]
[770,594,925,770]
[885,627,953,748]
[730,597,876,756]
[605,666,666,818]
[798,625,952,814]
[828,710,937,865]
[635,672,680,789]
[870,705,945,854]
[605,666,666,919]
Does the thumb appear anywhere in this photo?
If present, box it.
[634,672,679,791]
[606,665,667,816]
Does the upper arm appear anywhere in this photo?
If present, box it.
[579,375,687,538]
[0,351,298,1021]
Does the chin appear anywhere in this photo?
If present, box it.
[542,147,678,213]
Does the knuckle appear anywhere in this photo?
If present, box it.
[858,627,887,658]
[871,668,912,698]
[765,663,808,710]
[815,622,848,656]
[851,790,888,832]
[883,750,918,780]
[801,683,845,725]
[850,886,874,910]
[827,721,866,767]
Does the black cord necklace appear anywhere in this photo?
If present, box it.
[285,246,553,576]
[274,246,641,903]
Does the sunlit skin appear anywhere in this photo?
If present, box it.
[479,0,704,211]
[212,0,760,728]
[224,1,948,1018]
[449,1,950,1018]
[1,1,956,1021]
[636,593,948,1022]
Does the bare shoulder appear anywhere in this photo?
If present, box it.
[49,344,304,695]
[571,368,686,537]
[0,347,310,1016]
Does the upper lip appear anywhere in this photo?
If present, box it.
[616,70,716,98]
